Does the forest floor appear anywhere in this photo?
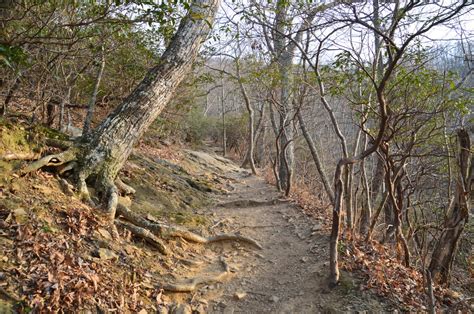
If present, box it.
[3,119,469,312]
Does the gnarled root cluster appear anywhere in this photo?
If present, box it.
[14,144,262,298]
[116,204,263,250]
[17,147,262,257]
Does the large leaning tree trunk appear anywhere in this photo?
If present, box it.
[23,0,221,220]
[428,128,471,285]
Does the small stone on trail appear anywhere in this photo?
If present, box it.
[269,295,279,303]
[234,292,247,300]
[170,304,192,314]
[301,256,309,263]
[297,233,307,240]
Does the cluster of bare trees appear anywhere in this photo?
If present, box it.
[199,0,473,290]
[0,0,167,131]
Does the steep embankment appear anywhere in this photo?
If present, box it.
[0,119,390,313]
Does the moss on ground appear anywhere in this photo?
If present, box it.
[0,120,33,156]
[123,154,220,228]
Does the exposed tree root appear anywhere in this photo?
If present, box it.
[58,161,77,175]
[116,220,169,255]
[104,182,119,221]
[160,258,231,292]
[115,176,136,195]
[203,234,262,249]
[177,258,204,267]
[116,204,263,250]
[0,152,40,161]
[20,149,77,175]
[76,174,94,205]
[56,175,74,196]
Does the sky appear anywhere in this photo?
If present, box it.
[208,0,474,65]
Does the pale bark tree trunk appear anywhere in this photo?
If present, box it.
[29,0,221,220]
[83,45,106,135]
[429,129,471,285]
[254,103,267,166]
[268,101,282,191]
[59,87,71,131]
[297,109,334,203]
[276,57,294,192]
[359,134,372,236]
[371,155,385,204]
[221,77,227,157]
[273,1,295,193]
[235,47,257,175]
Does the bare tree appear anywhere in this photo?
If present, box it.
[22,0,221,223]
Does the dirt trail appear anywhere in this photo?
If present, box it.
[192,164,390,313]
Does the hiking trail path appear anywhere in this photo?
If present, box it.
[182,150,388,313]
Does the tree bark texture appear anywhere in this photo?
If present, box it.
[297,109,334,203]
[429,128,471,285]
[273,0,295,193]
[73,0,220,214]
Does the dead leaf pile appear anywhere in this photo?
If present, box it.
[341,238,468,311]
[261,166,473,311]
[0,175,167,312]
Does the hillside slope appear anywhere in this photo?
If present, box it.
[0,119,391,313]
[2,120,464,313]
